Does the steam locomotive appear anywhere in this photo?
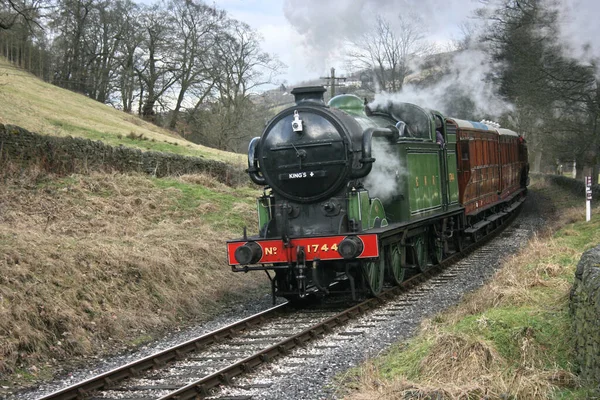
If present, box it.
[226,86,528,302]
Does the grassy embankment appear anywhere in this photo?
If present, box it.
[0,57,265,390]
[0,167,266,389]
[0,57,243,166]
[343,178,600,399]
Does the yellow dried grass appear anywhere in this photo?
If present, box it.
[0,166,265,381]
[346,338,576,400]
[416,333,502,384]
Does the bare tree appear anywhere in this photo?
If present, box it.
[549,69,599,181]
[347,14,429,92]
[212,20,283,107]
[0,0,47,74]
[115,0,142,112]
[482,0,598,175]
[0,0,44,30]
[192,19,285,150]
[136,3,179,120]
[85,0,135,104]
[49,0,95,92]
[1,0,286,153]
[166,0,223,129]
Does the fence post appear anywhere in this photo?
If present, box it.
[585,176,592,222]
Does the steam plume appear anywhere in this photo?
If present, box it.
[362,137,405,202]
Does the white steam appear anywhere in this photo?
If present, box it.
[283,0,510,118]
[370,48,513,118]
[362,137,406,202]
[554,0,600,64]
[283,0,480,74]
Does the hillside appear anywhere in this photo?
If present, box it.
[0,167,266,390]
[0,59,262,391]
[0,57,244,166]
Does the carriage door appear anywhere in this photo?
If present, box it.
[439,117,460,210]
[433,112,452,210]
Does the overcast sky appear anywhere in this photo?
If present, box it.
[210,0,315,85]
[212,0,600,89]
[213,0,481,86]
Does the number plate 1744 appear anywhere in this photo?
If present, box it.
[226,234,379,265]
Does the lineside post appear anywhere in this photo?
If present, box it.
[585,176,592,222]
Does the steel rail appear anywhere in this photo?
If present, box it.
[158,202,524,399]
[38,303,289,400]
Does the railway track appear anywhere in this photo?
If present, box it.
[38,202,523,400]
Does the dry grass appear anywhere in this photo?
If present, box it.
[438,234,576,324]
[343,181,598,400]
[347,369,577,400]
[0,164,263,385]
[346,330,578,399]
[0,57,244,166]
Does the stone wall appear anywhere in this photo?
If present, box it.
[570,245,600,386]
[0,123,247,186]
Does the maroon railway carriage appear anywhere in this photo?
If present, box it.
[451,118,528,237]
[452,119,528,215]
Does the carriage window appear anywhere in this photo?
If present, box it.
[484,141,489,165]
[461,141,469,160]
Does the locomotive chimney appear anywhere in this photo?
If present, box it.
[291,86,327,105]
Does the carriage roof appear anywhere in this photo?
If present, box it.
[450,119,520,137]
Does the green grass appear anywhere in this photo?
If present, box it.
[47,119,213,158]
[553,387,599,400]
[35,175,79,189]
[152,178,259,232]
[537,179,586,209]
[554,215,600,251]
[377,340,435,380]
[0,232,15,245]
[450,307,573,369]
[128,334,154,347]
[373,307,573,379]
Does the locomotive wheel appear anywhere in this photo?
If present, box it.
[431,237,444,264]
[413,234,428,270]
[385,243,406,285]
[363,256,385,296]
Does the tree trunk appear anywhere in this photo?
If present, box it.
[576,158,585,180]
[169,84,188,129]
[533,150,542,174]
[142,95,155,119]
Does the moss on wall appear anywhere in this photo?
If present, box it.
[0,123,247,186]
[570,245,600,385]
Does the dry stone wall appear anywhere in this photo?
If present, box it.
[570,245,600,386]
[0,123,247,186]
